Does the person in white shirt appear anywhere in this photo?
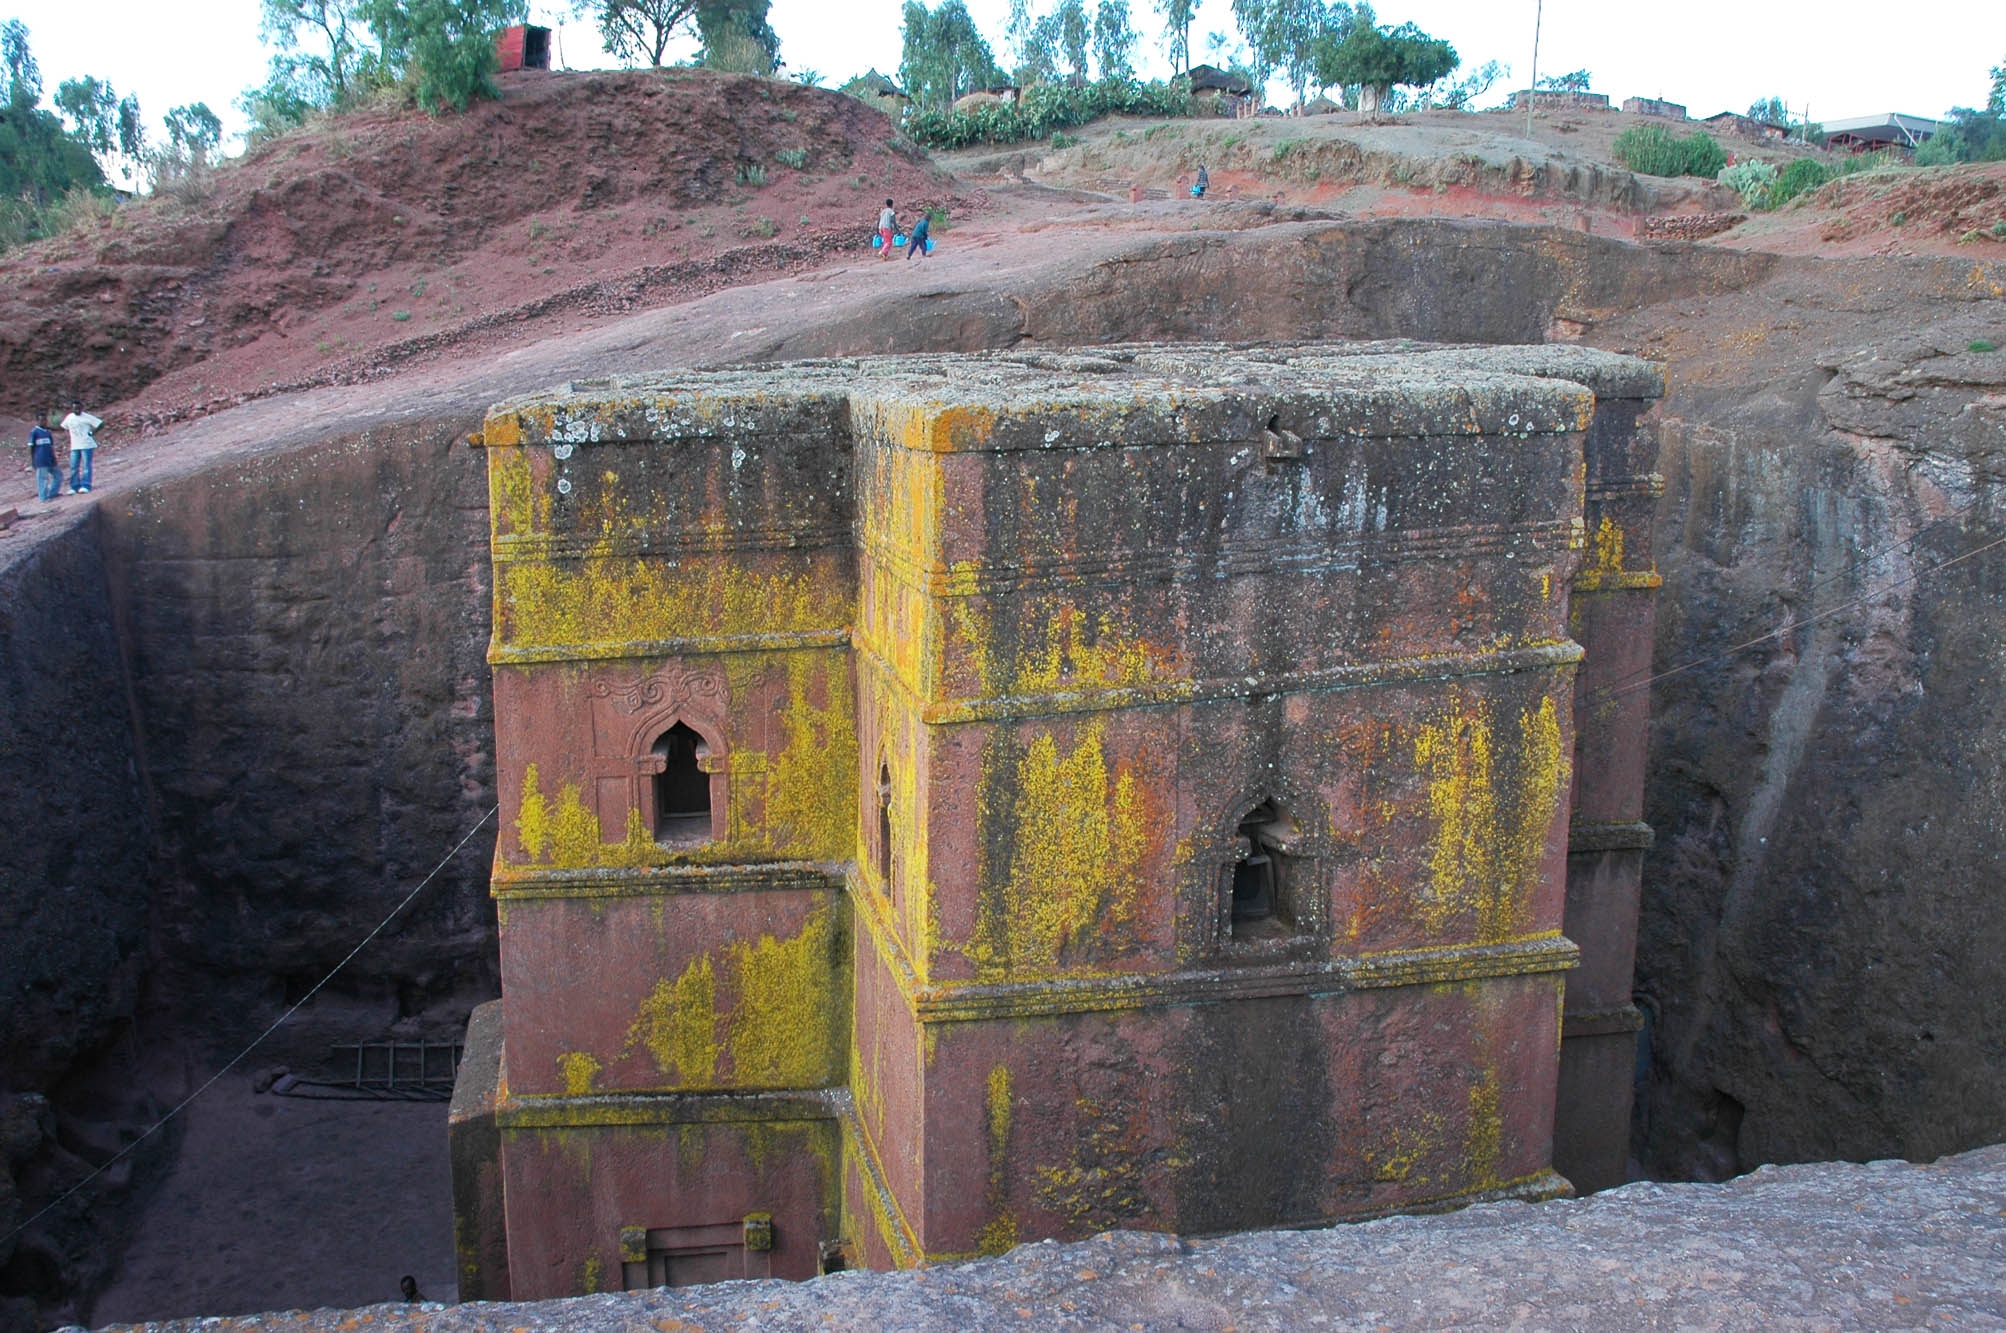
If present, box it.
[878,199,897,261]
[60,400,102,494]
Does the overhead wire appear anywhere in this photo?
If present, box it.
[0,803,498,1251]
[1596,531,2006,703]
[1588,494,1992,703]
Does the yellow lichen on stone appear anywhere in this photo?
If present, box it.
[974,1063,1018,1254]
[1366,1108,1444,1184]
[557,1050,601,1096]
[763,653,859,861]
[580,1255,602,1294]
[1412,694,1567,943]
[1585,514,1624,576]
[724,907,843,1088]
[516,764,548,861]
[1466,1067,1503,1189]
[968,720,1154,978]
[628,955,721,1088]
[624,908,843,1091]
[495,555,841,652]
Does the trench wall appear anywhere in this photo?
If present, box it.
[0,218,1998,1323]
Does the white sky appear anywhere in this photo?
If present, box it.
[5,0,2000,150]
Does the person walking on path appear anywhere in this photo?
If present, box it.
[907,206,931,261]
[878,198,897,261]
[61,400,102,493]
[1193,165,1209,198]
[28,411,59,502]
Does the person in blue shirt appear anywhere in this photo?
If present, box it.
[27,411,58,502]
[907,206,931,261]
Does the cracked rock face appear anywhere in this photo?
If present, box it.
[86,1146,2006,1331]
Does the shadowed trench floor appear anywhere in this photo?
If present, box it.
[90,1076,456,1325]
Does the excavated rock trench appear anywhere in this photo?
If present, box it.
[1,218,2001,1329]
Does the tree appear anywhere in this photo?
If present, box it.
[165,103,224,164]
[1234,0,1349,107]
[0,21,107,240]
[1747,95,1787,125]
[697,0,779,73]
[55,77,117,157]
[1153,0,1194,74]
[899,1,1005,111]
[1534,68,1590,93]
[1990,57,2004,115]
[361,0,528,111]
[1055,0,1090,79]
[260,0,367,103]
[1427,58,1503,111]
[1092,0,1136,81]
[1313,8,1455,119]
[576,0,701,68]
[2,19,40,106]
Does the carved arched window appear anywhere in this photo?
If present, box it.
[651,723,713,843]
[1221,799,1304,943]
[876,760,894,889]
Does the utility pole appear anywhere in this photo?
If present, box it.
[1526,0,1542,141]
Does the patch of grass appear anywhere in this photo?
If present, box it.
[926,206,949,232]
[742,216,779,238]
[1050,131,1078,149]
[1994,220,2006,239]
[735,162,768,187]
[1613,125,1727,178]
[1971,339,1999,353]
[1890,211,1907,225]
[1271,138,1301,162]
[527,220,547,242]
[410,278,427,298]
[391,309,411,322]
[1767,157,1832,209]
[774,147,809,169]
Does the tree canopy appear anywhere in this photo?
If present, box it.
[900,0,1006,111]
[1312,5,1456,117]
[1153,0,1193,74]
[358,0,527,111]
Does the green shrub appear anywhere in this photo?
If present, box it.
[1718,159,1778,208]
[1050,131,1077,148]
[773,147,809,169]
[906,78,1196,150]
[391,309,412,321]
[735,162,768,187]
[1767,157,1832,208]
[1970,340,1998,352]
[1614,125,1727,178]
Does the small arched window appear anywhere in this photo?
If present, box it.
[652,723,712,842]
[876,761,894,888]
[1223,799,1302,942]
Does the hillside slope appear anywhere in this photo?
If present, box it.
[0,69,962,420]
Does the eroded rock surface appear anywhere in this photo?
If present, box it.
[93,1146,2006,1331]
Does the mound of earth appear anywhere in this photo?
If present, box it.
[0,69,965,425]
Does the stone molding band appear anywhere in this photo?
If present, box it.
[1567,821,1656,853]
[856,639,1587,726]
[1561,1004,1646,1038]
[860,519,1585,598]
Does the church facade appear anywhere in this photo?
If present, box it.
[449,344,1664,1298]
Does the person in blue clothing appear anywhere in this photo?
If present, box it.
[27,411,58,502]
[907,206,931,261]
[60,399,101,493]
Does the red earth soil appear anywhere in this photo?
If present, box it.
[0,68,969,431]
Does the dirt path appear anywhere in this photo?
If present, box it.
[88,1077,454,1325]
